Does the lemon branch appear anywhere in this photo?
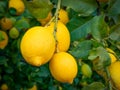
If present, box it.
[52,0,61,53]
[105,67,113,90]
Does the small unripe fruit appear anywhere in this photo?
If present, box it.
[9,27,19,39]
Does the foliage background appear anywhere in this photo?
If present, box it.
[0,0,120,90]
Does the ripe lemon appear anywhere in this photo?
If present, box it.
[0,17,13,30]
[106,48,117,63]
[0,83,8,90]
[0,30,8,49]
[109,61,120,89]
[46,21,70,52]
[58,9,69,24]
[9,0,25,15]
[49,52,78,84]
[37,12,52,26]
[20,26,55,66]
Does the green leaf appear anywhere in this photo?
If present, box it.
[0,56,8,65]
[70,40,92,59]
[14,17,30,30]
[108,0,120,16]
[82,82,105,90]
[23,0,53,19]
[71,16,108,42]
[109,24,120,41]
[61,0,97,16]
[88,47,111,70]
[66,16,92,32]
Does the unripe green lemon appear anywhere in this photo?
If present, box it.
[9,27,19,39]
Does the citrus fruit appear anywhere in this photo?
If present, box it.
[109,61,120,89]
[106,48,117,63]
[37,12,52,26]
[20,26,55,66]
[9,27,19,39]
[46,21,70,52]
[0,83,8,90]
[49,52,78,84]
[9,0,25,15]
[0,30,8,49]
[81,63,92,78]
[0,17,13,30]
[58,9,69,24]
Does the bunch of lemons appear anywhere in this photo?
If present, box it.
[20,9,78,84]
[0,0,24,49]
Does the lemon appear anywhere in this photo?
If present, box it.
[28,85,37,90]
[0,30,8,49]
[109,61,120,89]
[9,0,25,15]
[37,12,52,26]
[106,48,117,63]
[20,26,55,66]
[9,27,19,39]
[0,84,8,90]
[46,21,70,52]
[81,63,92,78]
[58,9,69,24]
[0,17,13,30]
[49,52,78,84]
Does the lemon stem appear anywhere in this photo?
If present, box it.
[53,0,61,52]
[105,67,113,90]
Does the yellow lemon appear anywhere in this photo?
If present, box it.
[46,21,70,52]
[9,0,25,15]
[37,12,52,26]
[0,17,13,30]
[49,52,78,84]
[0,84,8,90]
[58,9,69,24]
[0,30,8,49]
[106,48,117,63]
[109,61,120,89]
[28,85,37,90]
[20,26,55,66]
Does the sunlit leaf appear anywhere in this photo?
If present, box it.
[82,82,105,90]
[23,0,53,19]
[88,47,111,70]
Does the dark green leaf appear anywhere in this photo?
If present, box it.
[23,0,53,19]
[0,56,8,65]
[108,0,120,16]
[71,16,108,42]
[61,0,97,16]
[70,40,92,59]
[82,82,105,90]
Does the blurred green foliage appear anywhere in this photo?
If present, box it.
[0,0,120,90]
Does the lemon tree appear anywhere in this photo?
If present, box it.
[0,0,120,90]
